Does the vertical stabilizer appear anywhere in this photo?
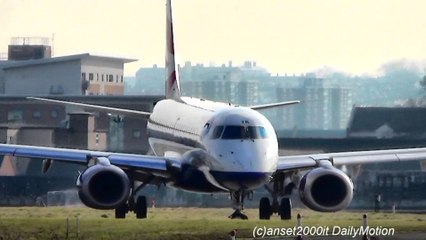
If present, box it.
[165,0,182,100]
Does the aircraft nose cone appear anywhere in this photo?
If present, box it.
[211,171,272,191]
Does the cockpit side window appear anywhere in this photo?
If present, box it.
[247,126,258,139]
[211,126,224,139]
[258,126,268,138]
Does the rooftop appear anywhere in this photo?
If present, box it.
[0,53,137,70]
[347,106,426,136]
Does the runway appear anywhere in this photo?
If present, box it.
[0,207,424,240]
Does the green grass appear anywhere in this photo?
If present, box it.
[0,207,424,239]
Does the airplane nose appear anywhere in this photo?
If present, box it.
[211,140,275,190]
[211,171,272,190]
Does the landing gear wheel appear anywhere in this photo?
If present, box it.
[135,196,147,219]
[228,191,248,220]
[279,197,292,220]
[259,197,271,220]
[115,203,127,219]
[228,209,248,220]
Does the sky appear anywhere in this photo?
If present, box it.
[1,0,426,76]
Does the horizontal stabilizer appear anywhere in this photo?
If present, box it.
[249,100,300,110]
[27,97,151,119]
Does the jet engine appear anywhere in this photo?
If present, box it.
[299,166,353,212]
[76,160,131,209]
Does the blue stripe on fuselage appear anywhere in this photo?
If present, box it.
[211,171,272,191]
[171,164,272,193]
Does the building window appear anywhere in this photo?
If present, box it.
[121,75,123,83]
[89,73,94,81]
[51,110,58,118]
[8,110,23,122]
[132,129,141,139]
[96,73,99,81]
[33,111,41,119]
[81,72,86,81]
[102,74,104,82]
[116,75,119,83]
[108,74,113,82]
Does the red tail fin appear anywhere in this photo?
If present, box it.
[165,0,181,100]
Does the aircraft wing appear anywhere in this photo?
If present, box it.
[249,100,300,110]
[27,97,151,119]
[0,144,180,178]
[277,147,426,171]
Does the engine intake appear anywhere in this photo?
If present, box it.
[77,162,130,209]
[299,167,353,212]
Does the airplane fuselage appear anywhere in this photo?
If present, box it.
[147,97,278,193]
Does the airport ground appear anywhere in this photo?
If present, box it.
[0,207,424,240]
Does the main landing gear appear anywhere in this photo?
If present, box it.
[259,196,292,220]
[115,179,151,219]
[115,195,147,219]
[228,191,250,220]
[259,172,295,220]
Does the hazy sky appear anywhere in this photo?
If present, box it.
[1,0,426,76]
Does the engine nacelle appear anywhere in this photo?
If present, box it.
[76,162,130,209]
[299,167,353,212]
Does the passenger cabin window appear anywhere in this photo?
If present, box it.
[222,125,268,139]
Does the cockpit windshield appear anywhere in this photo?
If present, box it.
[212,125,268,139]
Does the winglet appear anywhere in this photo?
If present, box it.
[165,0,182,101]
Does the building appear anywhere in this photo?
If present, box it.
[131,61,268,106]
[0,53,136,96]
[347,106,426,139]
[132,64,165,95]
[180,61,267,106]
[0,96,162,176]
[0,95,163,205]
[7,37,52,61]
[275,77,352,130]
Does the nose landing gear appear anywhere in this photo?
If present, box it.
[228,191,250,220]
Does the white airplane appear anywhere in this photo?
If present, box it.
[1,0,426,220]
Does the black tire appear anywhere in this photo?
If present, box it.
[135,196,147,219]
[259,197,271,220]
[115,204,127,219]
[280,197,292,220]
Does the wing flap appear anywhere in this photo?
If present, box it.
[249,100,300,110]
[27,97,151,119]
[324,148,426,165]
[277,157,317,171]
[108,154,175,172]
[0,144,176,177]
[277,147,426,172]
[0,144,90,162]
